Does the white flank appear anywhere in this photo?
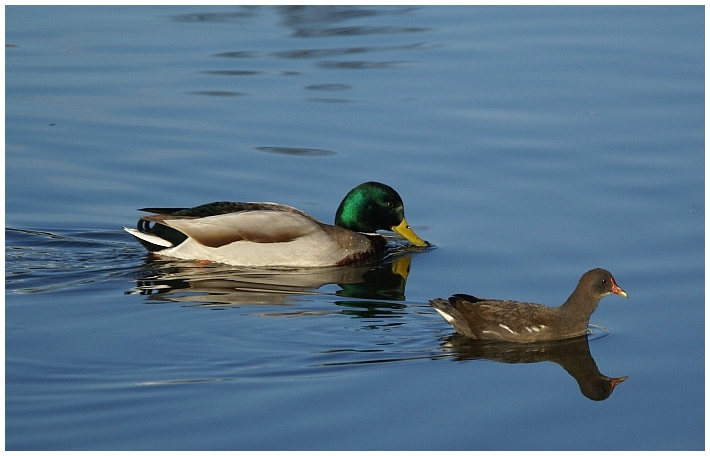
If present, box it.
[498,324,516,334]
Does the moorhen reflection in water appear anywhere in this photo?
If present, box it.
[441,334,627,401]
[128,253,415,307]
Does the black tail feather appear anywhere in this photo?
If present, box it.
[135,219,188,251]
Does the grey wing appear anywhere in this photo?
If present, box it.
[458,300,557,339]
[154,210,322,248]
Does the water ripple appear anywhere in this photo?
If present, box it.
[5,227,142,294]
[255,146,336,156]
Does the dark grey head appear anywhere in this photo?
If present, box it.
[580,268,628,299]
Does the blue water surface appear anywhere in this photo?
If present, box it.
[5,6,704,450]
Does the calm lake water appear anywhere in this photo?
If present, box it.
[5,6,704,450]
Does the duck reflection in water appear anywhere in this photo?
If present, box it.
[129,248,417,311]
[441,334,627,401]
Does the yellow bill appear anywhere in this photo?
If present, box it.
[392,219,428,247]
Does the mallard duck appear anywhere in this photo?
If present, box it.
[124,181,428,267]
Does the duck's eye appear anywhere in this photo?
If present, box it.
[601,279,607,284]
[385,201,394,209]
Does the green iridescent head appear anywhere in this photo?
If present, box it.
[334,182,427,247]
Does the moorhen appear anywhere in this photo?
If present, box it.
[429,268,628,343]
